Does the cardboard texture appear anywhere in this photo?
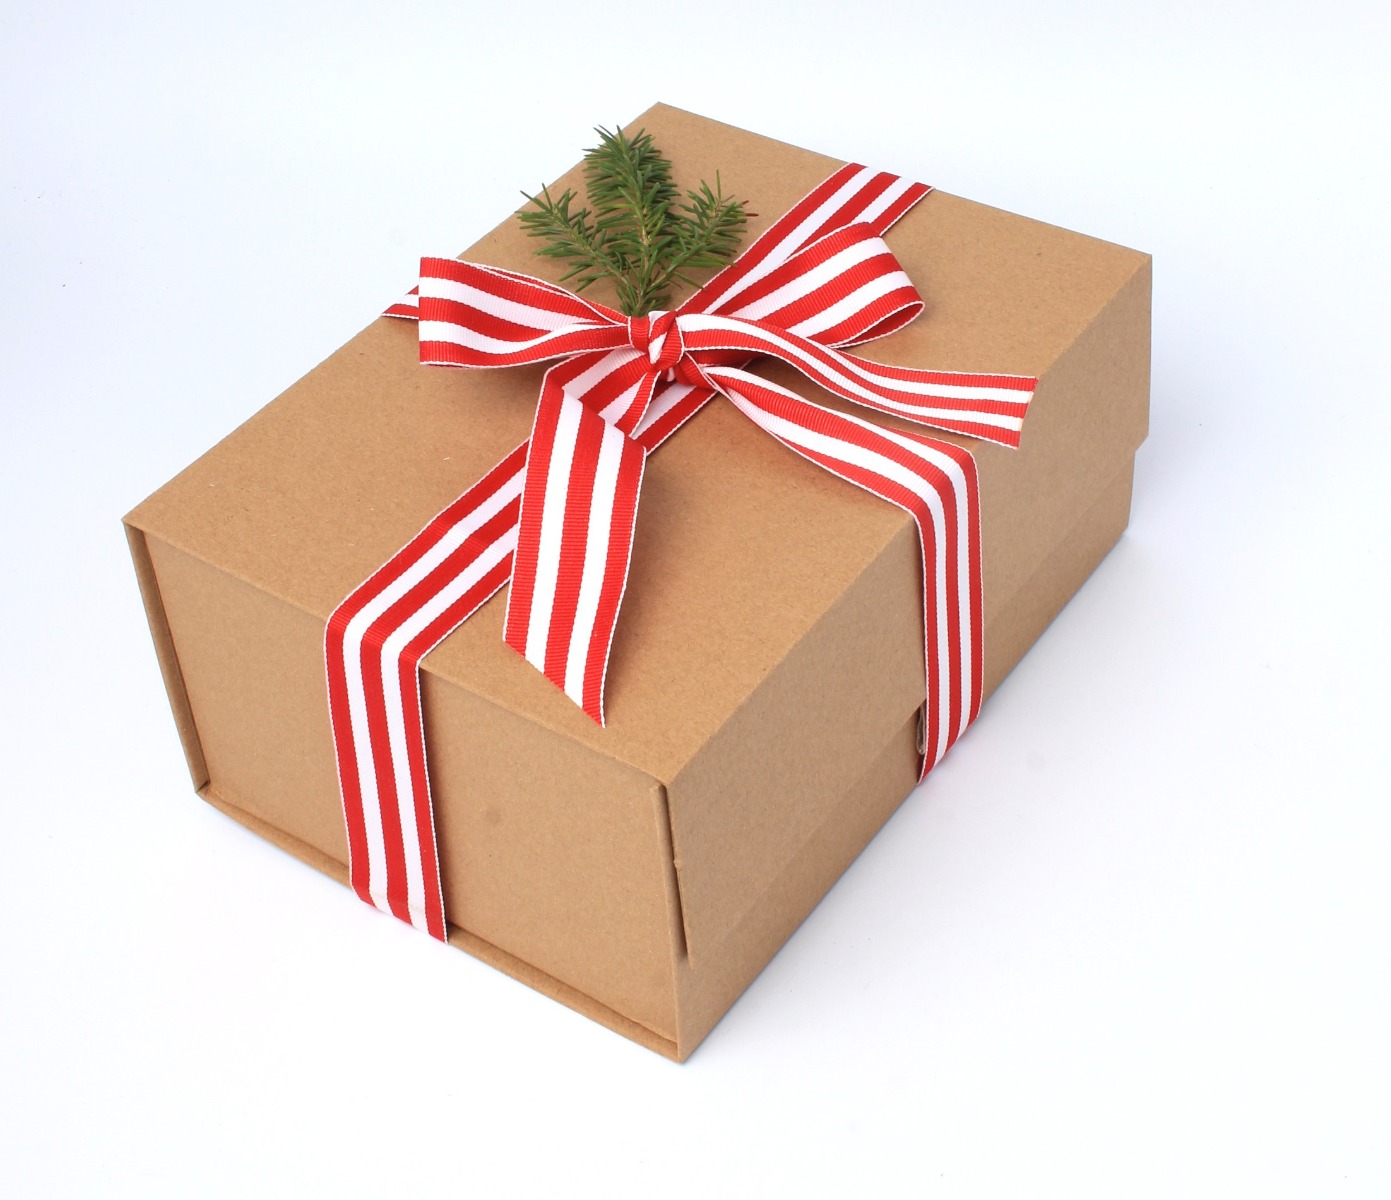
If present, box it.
[125,104,1151,1060]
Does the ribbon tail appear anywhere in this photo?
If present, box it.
[709,367,983,779]
[384,286,420,320]
[504,373,648,725]
[682,315,1036,448]
[325,444,527,939]
[686,166,932,317]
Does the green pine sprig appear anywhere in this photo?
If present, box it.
[518,126,749,316]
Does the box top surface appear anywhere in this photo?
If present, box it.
[128,103,1147,784]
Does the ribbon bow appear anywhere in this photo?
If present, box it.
[326,165,1037,939]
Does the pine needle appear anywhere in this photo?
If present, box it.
[519,126,749,315]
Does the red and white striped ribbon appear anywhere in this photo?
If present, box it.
[327,164,1038,938]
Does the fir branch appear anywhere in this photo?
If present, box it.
[652,174,748,297]
[518,126,750,315]
[515,184,623,293]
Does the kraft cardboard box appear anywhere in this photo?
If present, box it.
[124,104,1150,1060]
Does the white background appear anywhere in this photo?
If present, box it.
[3,2,1388,1195]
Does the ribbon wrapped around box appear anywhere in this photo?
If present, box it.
[125,105,1151,1059]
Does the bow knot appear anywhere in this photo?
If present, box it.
[627,310,681,369]
[627,309,704,388]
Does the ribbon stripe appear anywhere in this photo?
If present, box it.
[328,163,1037,938]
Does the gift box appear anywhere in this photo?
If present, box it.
[124,103,1150,1060]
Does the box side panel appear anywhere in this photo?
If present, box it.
[974,256,1151,642]
[142,535,682,1043]
[674,457,1137,1058]
[675,713,921,1058]
[422,677,681,1040]
[143,535,346,858]
[124,523,209,789]
[665,518,924,965]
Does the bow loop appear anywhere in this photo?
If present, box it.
[715,223,924,348]
[411,256,630,370]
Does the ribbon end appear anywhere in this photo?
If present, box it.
[581,693,607,728]
[503,384,646,730]
[502,618,610,728]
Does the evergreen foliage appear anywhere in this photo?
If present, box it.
[519,126,749,316]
